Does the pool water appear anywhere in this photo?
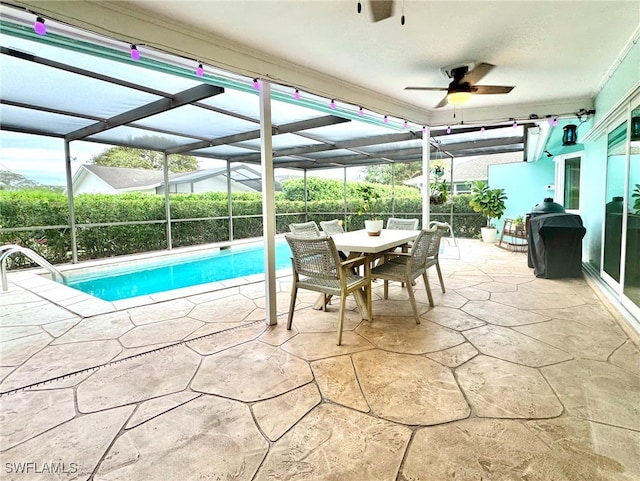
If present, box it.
[64,241,292,301]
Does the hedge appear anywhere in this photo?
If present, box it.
[0,189,484,266]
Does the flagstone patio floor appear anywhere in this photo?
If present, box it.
[1,239,639,480]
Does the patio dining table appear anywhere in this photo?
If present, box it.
[313,228,421,316]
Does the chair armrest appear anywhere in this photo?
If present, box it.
[341,255,368,269]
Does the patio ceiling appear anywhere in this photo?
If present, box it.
[0,4,530,172]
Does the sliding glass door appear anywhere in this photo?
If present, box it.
[622,103,640,308]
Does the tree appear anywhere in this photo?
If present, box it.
[0,171,41,190]
[91,147,198,172]
[364,161,423,185]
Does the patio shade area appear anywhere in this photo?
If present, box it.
[1,240,639,480]
[0,5,527,175]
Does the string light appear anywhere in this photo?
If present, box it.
[383,115,388,124]
[480,126,485,133]
[34,16,46,35]
[330,99,336,109]
[130,45,140,61]
[253,79,260,91]
[358,106,364,116]
[196,63,204,77]
[403,120,408,129]
[422,126,426,134]
[512,119,518,128]
[294,89,300,100]
[446,126,451,134]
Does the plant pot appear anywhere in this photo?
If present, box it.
[481,227,498,243]
[365,219,383,236]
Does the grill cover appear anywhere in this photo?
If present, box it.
[527,213,586,278]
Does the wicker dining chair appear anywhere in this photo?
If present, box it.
[424,221,449,293]
[319,219,345,235]
[288,221,322,237]
[386,217,419,230]
[285,234,371,345]
[370,227,437,323]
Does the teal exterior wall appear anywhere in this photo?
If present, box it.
[488,157,555,224]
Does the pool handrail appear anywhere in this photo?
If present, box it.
[1,244,66,292]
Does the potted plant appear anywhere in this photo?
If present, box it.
[356,185,383,236]
[469,181,508,243]
[513,215,525,233]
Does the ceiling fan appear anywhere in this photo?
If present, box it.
[405,62,514,108]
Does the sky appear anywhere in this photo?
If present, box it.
[0,131,365,186]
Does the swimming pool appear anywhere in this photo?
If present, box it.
[63,241,292,301]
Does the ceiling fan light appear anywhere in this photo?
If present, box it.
[447,91,472,104]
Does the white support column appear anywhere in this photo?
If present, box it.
[64,140,78,263]
[260,80,278,326]
[163,152,172,249]
[422,127,431,228]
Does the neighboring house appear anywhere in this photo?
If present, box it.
[404,152,521,194]
[69,164,278,195]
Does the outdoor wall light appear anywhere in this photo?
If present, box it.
[562,124,578,145]
[34,16,45,35]
[130,45,140,61]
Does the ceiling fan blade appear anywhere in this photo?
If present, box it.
[369,0,394,22]
[404,86,448,91]
[461,62,495,85]
[473,85,514,95]
[434,96,449,108]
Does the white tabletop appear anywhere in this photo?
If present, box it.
[331,229,420,254]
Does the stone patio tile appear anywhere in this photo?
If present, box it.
[609,341,640,373]
[0,303,77,327]
[191,341,313,402]
[118,317,204,348]
[0,286,43,306]
[542,359,640,430]
[0,332,53,366]
[457,355,563,418]
[352,350,470,425]
[188,296,257,322]
[109,342,175,362]
[40,318,81,338]
[355,319,464,354]
[253,291,295,313]
[527,417,640,481]
[187,322,266,355]
[426,289,469,308]
[436,276,483,290]
[287,305,363,333]
[76,345,201,412]
[423,306,486,330]
[95,396,267,481]
[491,290,586,310]
[515,319,627,361]
[258,321,298,346]
[184,286,239,304]
[462,300,550,326]
[52,312,134,344]
[0,405,134,481]
[531,303,618,327]
[0,325,43,342]
[125,391,201,429]
[475,281,519,292]
[464,324,572,367]
[311,355,369,412]
[455,286,491,300]
[426,342,479,367]
[519,278,601,304]
[369,296,430,318]
[254,403,411,481]
[1,339,122,393]
[280,332,374,361]
[402,419,608,481]
[126,298,195,325]
[252,383,321,441]
[61,296,115,317]
[0,389,76,450]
